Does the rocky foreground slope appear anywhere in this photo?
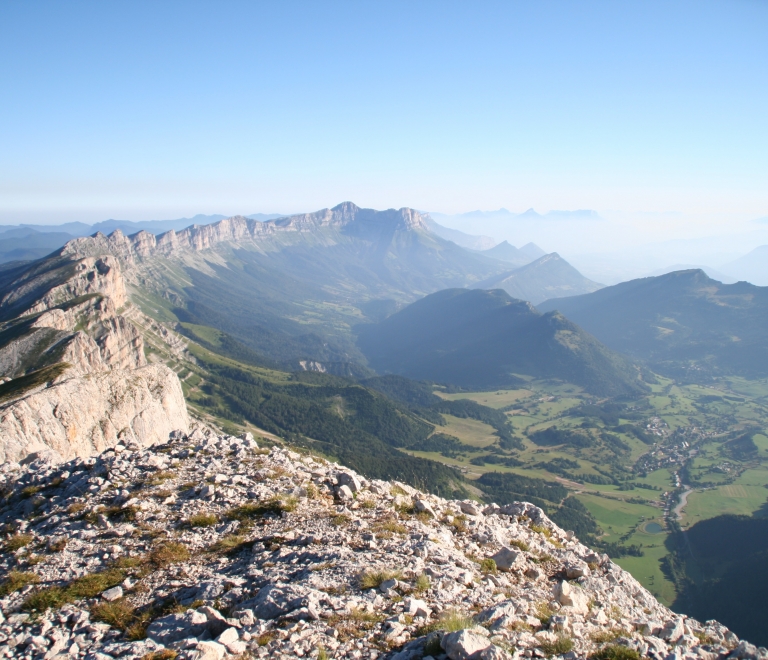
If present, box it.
[0,429,763,660]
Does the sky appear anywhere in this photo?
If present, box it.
[1,1,767,238]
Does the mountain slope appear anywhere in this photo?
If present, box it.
[423,216,497,250]
[0,436,750,659]
[474,253,604,304]
[477,240,531,267]
[357,288,645,395]
[721,245,768,286]
[57,202,512,372]
[538,269,768,377]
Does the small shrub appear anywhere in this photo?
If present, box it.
[91,598,137,629]
[591,629,631,644]
[416,609,474,636]
[188,513,218,528]
[391,484,408,496]
[25,553,44,566]
[67,502,86,515]
[317,646,329,660]
[589,645,641,660]
[67,568,125,599]
[4,533,34,552]
[331,514,350,526]
[141,651,178,660]
[0,570,39,596]
[414,573,431,593]
[226,496,297,521]
[149,542,190,568]
[479,558,497,574]
[22,586,67,612]
[539,635,574,657]
[359,569,402,590]
[358,497,376,509]
[208,535,248,554]
[21,485,43,499]
[395,501,416,516]
[510,539,530,552]
[256,631,277,646]
[530,524,552,538]
[48,538,67,552]
[143,471,175,487]
[535,601,555,626]
[373,518,407,536]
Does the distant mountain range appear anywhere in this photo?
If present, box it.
[474,252,603,305]
[721,245,768,286]
[423,216,497,250]
[430,207,604,224]
[357,288,645,395]
[538,269,768,378]
[0,214,283,264]
[476,240,546,266]
[49,203,514,373]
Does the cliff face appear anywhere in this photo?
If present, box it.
[58,202,433,264]
[0,251,189,464]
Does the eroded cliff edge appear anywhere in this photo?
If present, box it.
[0,252,189,463]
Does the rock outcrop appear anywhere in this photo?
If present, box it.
[0,430,762,660]
[0,250,189,464]
[58,202,432,264]
[0,365,187,464]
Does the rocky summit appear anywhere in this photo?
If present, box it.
[0,428,763,660]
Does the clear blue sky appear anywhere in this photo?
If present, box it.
[1,1,767,224]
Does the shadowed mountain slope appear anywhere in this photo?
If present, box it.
[538,269,768,377]
[474,253,603,304]
[356,288,645,395]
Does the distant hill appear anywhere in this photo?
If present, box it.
[0,228,77,263]
[721,245,768,286]
[473,253,604,304]
[356,288,645,395]
[477,240,545,267]
[538,269,768,377]
[423,216,497,250]
[648,264,736,284]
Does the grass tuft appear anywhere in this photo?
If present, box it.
[149,542,190,568]
[358,569,402,590]
[479,558,497,574]
[539,635,574,657]
[0,570,39,596]
[589,645,641,660]
[4,533,33,552]
[188,513,218,527]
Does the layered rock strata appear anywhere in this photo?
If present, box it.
[0,430,761,660]
[0,252,188,463]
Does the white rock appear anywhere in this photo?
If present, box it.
[459,501,483,516]
[216,627,239,646]
[101,586,123,602]
[193,640,226,660]
[555,580,590,615]
[337,472,362,492]
[491,547,523,572]
[337,484,354,500]
[441,629,492,660]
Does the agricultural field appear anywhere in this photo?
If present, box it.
[412,376,768,606]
